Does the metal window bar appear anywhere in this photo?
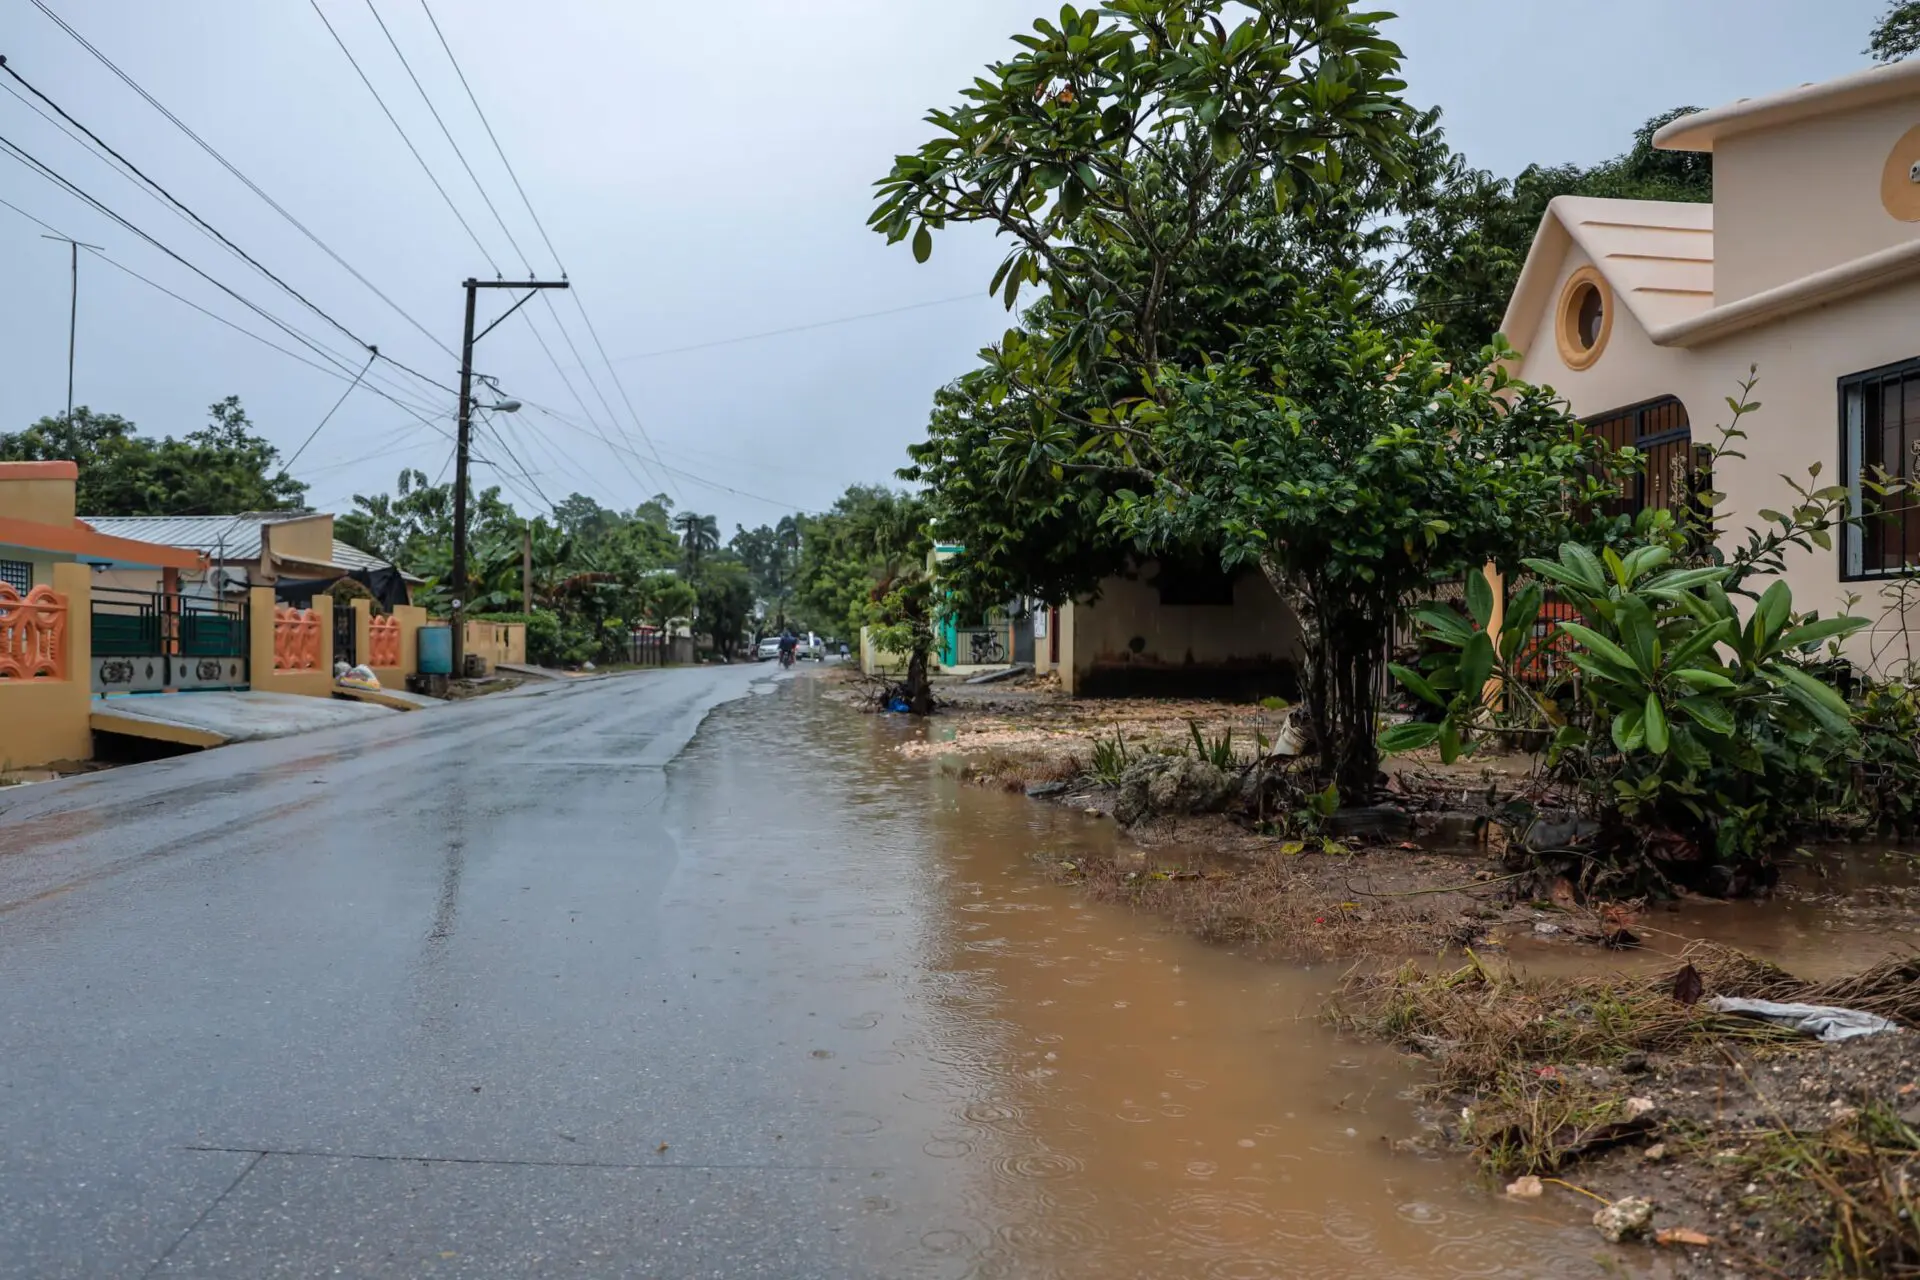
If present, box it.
[0,560,30,594]
[1584,395,1694,519]
[1841,359,1920,580]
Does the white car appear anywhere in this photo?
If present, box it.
[756,636,784,662]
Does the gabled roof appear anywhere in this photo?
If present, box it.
[82,513,421,582]
[1500,196,1716,351]
[79,513,313,561]
[1654,57,1920,154]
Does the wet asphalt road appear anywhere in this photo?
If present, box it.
[0,666,937,1279]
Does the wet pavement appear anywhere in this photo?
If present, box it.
[0,668,1605,1277]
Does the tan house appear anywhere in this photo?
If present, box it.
[80,512,418,605]
[1500,58,1920,669]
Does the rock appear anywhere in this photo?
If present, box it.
[1113,757,1174,826]
[1146,756,1237,816]
[1327,805,1415,841]
[1620,1050,1651,1074]
[1592,1196,1655,1244]
[1116,756,1234,826]
[1024,781,1071,799]
[1506,1175,1544,1198]
[1416,811,1484,846]
[1644,1143,1669,1162]
[1522,814,1601,853]
[1625,1097,1658,1120]
[1533,921,1563,936]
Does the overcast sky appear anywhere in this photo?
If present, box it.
[0,0,1888,534]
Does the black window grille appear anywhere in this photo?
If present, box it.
[0,560,30,594]
[1841,357,1920,580]
[1583,395,1703,521]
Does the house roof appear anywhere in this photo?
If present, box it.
[1654,57,1920,153]
[1500,196,1716,351]
[81,513,421,582]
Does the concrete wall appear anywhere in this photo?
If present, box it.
[0,562,94,769]
[859,626,909,677]
[0,461,77,527]
[1513,244,1920,670]
[248,587,334,698]
[1060,565,1302,698]
[1713,97,1920,305]
[259,514,335,566]
[353,601,427,689]
[460,620,525,674]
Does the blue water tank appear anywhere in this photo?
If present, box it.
[418,625,453,674]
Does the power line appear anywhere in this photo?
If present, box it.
[476,413,554,511]
[606,293,984,366]
[280,353,376,476]
[24,0,459,363]
[398,4,676,499]
[418,0,565,271]
[306,0,501,276]
[0,56,454,394]
[522,401,811,513]
[359,0,534,275]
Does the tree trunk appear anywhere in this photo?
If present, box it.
[1259,555,1384,800]
[904,646,933,716]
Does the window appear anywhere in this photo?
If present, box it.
[1842,357,1920,579]
[0,560,30,595]
[1556,267,1613,370]
[1583,396,1702,521]
[1154,559,1236,607]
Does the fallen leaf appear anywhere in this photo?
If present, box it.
[1506,1175,1544,1198]
[656,1142,670,1154]
[1656,1228,1712,1247]
[1672,963,1704,1007]
[1397,841,1420,851]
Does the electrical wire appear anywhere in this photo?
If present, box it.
[280,353,376,476]
[403,3,675,497]
[605,293,984,365]
[522,401,810,513]
[306,0,501,276]
[359,0,532,275]
[0,57,455,397]
[25,0,459,363]
[476,413,554,511]
[418,0,565,271]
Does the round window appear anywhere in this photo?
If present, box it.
[1575,284,1605,349]
[1555,268,1612,370]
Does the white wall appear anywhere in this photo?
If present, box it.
[1062,564,1301,697]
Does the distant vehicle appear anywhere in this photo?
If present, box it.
[755,636,783,662]
[797,632,825,661]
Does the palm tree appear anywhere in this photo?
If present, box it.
[671,511,720,574]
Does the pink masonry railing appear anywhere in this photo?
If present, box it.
[273,606,322,672]
[0,584,68,681]
[368,615,401,668]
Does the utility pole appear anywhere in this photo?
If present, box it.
[521,521,532,616]
[450,277,568,677]
[41,235,102,424]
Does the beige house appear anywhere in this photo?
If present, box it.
[1500,58,1920,669]
[80,512,418,604]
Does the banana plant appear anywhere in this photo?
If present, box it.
[1383,540,1864,867]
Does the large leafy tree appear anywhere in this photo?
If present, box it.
[692,556,754,659]
[671,511,721,574]
[1,398,307,515]
[731,515,804,625]
[1110,280,1619,789]
[796,485,932,641]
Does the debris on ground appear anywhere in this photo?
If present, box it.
[1593,1195,1654,1243]
[1703,996,1901,1042]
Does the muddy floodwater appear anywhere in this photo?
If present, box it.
[663,680,1612,1278]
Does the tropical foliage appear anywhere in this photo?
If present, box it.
[1,398,306,515]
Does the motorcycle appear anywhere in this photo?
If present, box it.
[779,648,796,669]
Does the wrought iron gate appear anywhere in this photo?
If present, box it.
[92,587,249,693]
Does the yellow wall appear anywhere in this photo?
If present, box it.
[248,587,334,698]
[355,601,427,688]
[860,626,909,676]
[0,463,77,527]
[460,620,525,674]
[260,514,335,566]
[0,562,94,769]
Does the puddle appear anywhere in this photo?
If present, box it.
[662,681,1604,1278]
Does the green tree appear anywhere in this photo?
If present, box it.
[1,398,307,515]
[692,556,754,659]
[731,516,803,625]
[671,511,720,574]
[1869,1,1920,61]
[1109,281,1619,790]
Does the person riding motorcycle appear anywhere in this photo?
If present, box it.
[777,628,798,668]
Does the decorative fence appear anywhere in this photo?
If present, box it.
[0,584,67,681]
[92,585,247,693]
[369,615,402,668]
[273,606,323,672]
[628,631,694,666]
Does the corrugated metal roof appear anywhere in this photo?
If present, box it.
[81,514,419,581]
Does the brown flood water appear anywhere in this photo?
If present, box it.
[664,680,1607,1278]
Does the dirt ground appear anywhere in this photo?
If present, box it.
[823,667,1920,1273]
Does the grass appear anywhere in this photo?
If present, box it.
[1720,1104,1920,1277]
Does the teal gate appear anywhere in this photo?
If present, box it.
[92,587,249,694]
